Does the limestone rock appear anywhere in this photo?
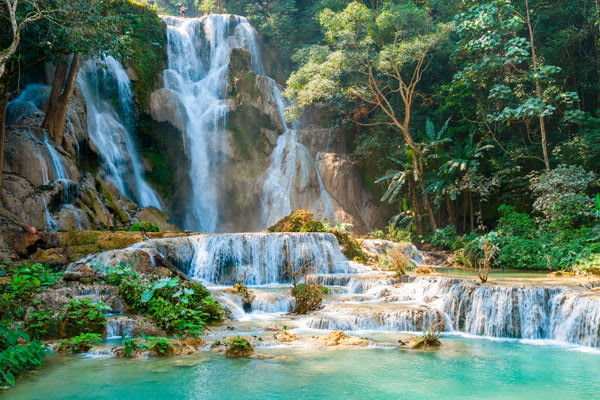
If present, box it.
[136,207,181,232]
[273,331,298,343]
[315,330,369,347]
[149,88,188,133]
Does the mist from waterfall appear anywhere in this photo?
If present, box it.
[78,56,162,209]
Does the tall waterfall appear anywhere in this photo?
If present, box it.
[162,15,334,231]
[78,56,161,209]
[162,15,263,231]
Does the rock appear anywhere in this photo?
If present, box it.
[273,331,298,343]
[315,330,369,347]
[274,356,288,361]
[149,88,188,133]
[136,207,181,232]
[250,353,275,359]
[407,336,442,349]
[416,266,436,275]
[547,271,576,277]
[223,336,254,358]
[360,239,423,265]
[316,152,390,235]
[13,231,51,258]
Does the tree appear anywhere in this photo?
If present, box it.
[285,1,451,233]
[452,0,583,171]
[198,0,216,14]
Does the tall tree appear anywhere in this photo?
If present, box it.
[285,1,451,233]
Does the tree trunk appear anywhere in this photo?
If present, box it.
[0,77,8,204]
[422,191,438,234]
[468,189,474,232]
[524,0,550,171]
[446,194,456,227]
[41,52,82,143]
[408,174,423,235]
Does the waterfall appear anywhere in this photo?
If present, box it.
[162,15,265,232]
[6,84,50,124]
[78,56,161,209]
[259,80,336,227]
[162,15,335,231]
[42,195,58,232]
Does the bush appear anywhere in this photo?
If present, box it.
[431,226,458,250]
[367,225,413,242]
[57,333,102,354]
[0,264,60,320]
[379,247,415,277]
[0,322,47,386]
[291,282,328,314]
[143,335,173,355]
[573,254,600,275]
[130,221,160,232]
[105,263,221,336]
[224,336,253,357]
[64,299,109,337]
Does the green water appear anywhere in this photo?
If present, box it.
[5,338,600,400]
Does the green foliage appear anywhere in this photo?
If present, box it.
[224,335,251,354]
[0,322,47,387]
[431,226,459,250]
[142,334,173,354]
[105,263,220,335]
[0,264,60,321]
[130,220,161,232]
[64,299,109,336]
[57,333,103,354]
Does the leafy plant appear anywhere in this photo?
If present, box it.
[142,334,172,355]
[57,333,102,354]
[0,322,47,386]
[64,299,109,336]
[129,221,160,232]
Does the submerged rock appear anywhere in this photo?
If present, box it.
[273,331,298,343]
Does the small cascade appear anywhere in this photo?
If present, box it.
[6,84,50,124]
[78,56,161,209]
[42,195,58,232]
[260,80,336,227]
[105,316,135,339]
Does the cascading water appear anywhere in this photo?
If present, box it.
[78,56,161,209]
[260,82,336,227]
[162,15,265,231]
[162,15,335,231]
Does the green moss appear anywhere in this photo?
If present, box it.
[95,178,128,223]
[109,0,168,111]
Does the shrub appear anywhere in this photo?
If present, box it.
[0,263,60,320]
[0,322,47,386]
[379,247,415,277]
[573,254,600,275]
[330,228,368,263]
[63,299,109,337]
[224,336,253,357]
[529,164,596,225]
[291,282,328,314]
[57,333,102,354]
[267,210,315,232]
[105,263,221,336]
[143,335,173,355]
[431,226,458,250]
[130,221,160,232]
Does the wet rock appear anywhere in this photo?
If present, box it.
[416,266,436,275]
[251,353,275,359]
[315,330,369,347]
[223,335,254,358]
[149,88,188,133]
[136,207,181,232]
[273,331,298,343]
[407,336,442,349]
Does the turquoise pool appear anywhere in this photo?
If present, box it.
[5,337,600,399]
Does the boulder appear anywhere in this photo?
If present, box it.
[273,331,298,343]
[136,207,181,232]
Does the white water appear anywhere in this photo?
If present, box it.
[162,15,264,231]
[259,80,336,227]
[78,56,161,209]
[84,232,600,348]
[162,15,335,231]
